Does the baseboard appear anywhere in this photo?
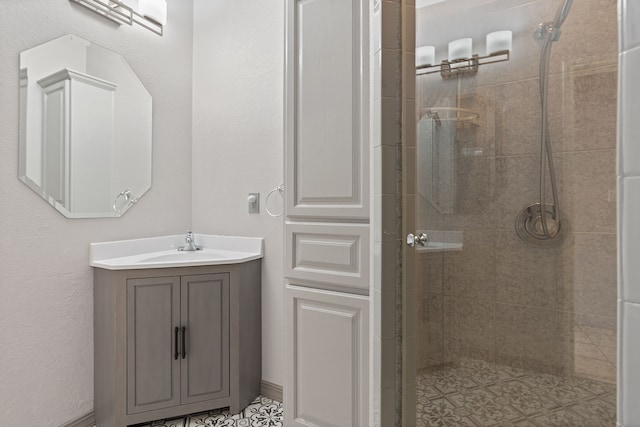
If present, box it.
[60,411,95,427]
[59,383,280,427]
[260,380,283,403]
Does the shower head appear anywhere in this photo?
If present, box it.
[426,110,442,126]
[519,0,572,247]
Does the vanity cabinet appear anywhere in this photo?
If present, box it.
[94,262,261,427]
[127,274,229,415]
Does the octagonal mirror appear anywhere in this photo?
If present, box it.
[19,34,152,218]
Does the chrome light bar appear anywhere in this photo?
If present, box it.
[416,50,510,79]
[69,0,163,36]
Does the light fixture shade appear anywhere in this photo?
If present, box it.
[448,38,472,61]
[416,46,436,67]
[138,0,167,26]
[117,0,137,8]
[486,30,512,55]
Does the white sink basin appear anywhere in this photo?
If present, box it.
[90,234,263,270]
[140,250,229,263]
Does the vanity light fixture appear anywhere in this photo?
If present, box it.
[69,0,165,36]
[417,30,512,79]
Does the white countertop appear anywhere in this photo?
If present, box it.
[90,234,264,270]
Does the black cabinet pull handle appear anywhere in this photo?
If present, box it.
[174,327,179,360]
[181,326,186,359]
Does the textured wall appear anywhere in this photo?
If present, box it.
[191,0,284,387]
[415,0,618,382]
[0,1,194,425]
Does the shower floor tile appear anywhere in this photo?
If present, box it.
[417,359,616,427]
[128,396,283,427]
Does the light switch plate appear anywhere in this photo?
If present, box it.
[248,193,260,214]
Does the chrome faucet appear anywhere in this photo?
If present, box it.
[178,230,202,251]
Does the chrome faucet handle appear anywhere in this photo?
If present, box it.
[178,230,202,251]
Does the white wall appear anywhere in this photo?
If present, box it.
[191,1,284,387]
[619,2,640,426]
[0,1,194,425]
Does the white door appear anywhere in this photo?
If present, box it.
[284,0,371,425]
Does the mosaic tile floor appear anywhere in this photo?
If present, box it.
[130,396,283,427]
[417,359,617,427]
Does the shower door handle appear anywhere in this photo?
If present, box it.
[406,232,429,247]
[415,232,429,247]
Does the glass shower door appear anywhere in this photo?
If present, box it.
[408,0,618,425]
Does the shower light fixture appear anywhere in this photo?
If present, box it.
[486,30,512,55]
[448,38,473,61]
[416,46,436,67]
[417,30,512,79]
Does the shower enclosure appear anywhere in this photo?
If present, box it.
[407,0,618,425]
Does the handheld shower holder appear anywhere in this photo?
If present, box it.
[534,22,562,42]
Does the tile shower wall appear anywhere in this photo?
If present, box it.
[371,0,406,424]
[619,1,640,425]
[415,0,618,385]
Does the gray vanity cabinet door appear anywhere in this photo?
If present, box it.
[127,276,181,415]
[180,273,230,405]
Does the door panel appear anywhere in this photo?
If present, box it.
[127,277,181,414]
[285,222,370,290]
[180,273,230,404]
[285,0,369,220]
[285,285,369,427]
